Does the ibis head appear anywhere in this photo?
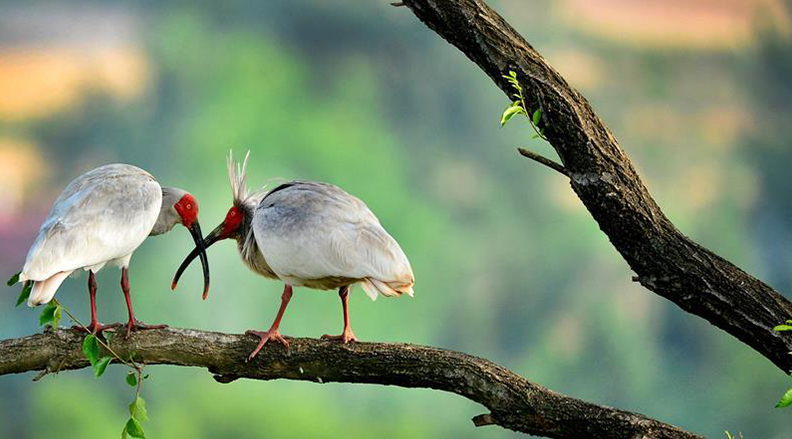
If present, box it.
[172,152,253,299]
[154,187,210,299]
[171,204,244,299]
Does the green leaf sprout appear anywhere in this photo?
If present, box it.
[82,335,100,365]
[130,397,149,422]
[499,71,547,141]
[16,281,32,307]
[6,272,20,286]
[38,301,61,328]
[122,417,146,439]
[9,270,32,307]
[777,384,792,408]
[93,356,112,377]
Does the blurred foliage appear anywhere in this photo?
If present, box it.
[1,1,792,438]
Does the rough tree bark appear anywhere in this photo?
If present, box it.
[398,0,792,372]
[0,328,703,439]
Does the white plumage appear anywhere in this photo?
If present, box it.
[21,164,161,306]
[253,181,414,300]
[16,163,209,336]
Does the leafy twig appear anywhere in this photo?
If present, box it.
[501,71,547,141]
[34,296,149,438]
[59,305,137,371]
[500,71,568,177]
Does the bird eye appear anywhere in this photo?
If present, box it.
[230,211,236,216]
[186,204,192,210]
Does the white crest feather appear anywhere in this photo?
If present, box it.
[227,150,251,205]
[228,150,267,261]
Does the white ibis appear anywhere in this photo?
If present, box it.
[173,152,414,360]
[14,163,209,337]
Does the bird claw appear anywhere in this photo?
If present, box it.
[245,329,289,361]
[123,320,168,340]
[321,328,358,344]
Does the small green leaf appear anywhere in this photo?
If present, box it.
[786,320,792,324]
[503,72,522,92]
[129,396,149,422]
[126,372,137,387]
[82,335,100,365]
[52,305,62,329]
[532,108,542,126]
[15,281,32,307]
[38,301,58,327]
[774,324,792,332]
[777,386,792,408]
[7,272,20,286]
[501,103,524,126]
[531,133,540,139]
[124,417,146,439]
[143,373,150,380]
[93,356,112,377]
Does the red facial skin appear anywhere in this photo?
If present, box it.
[174,194,199,228]
[221,206,243,238]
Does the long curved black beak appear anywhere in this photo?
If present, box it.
[173,221,224,300]
[174,221,211,300]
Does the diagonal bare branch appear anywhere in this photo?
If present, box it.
[0,328,703,439]
[399,0,792,373]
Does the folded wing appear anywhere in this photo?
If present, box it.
[253,181,414,300]
[21,164,162,283]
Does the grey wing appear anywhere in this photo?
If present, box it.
[21,165,162,281]
[255,181,413,284]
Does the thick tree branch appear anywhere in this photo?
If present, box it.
[0,328,702,439]
[400,0,792,372]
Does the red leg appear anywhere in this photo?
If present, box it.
[89,271,99,329]
[246,284,292,360]
[322,285,357,343]
[121,267,166,339]
[73,271,120,335]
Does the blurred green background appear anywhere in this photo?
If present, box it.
[1,0,792,437]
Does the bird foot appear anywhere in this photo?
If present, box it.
[321,328,358,344]
[245,329,289,361]
[123,320,168,340]
[73,321,122,337]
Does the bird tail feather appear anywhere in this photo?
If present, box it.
[28,271,71,307]
[360,278,415,301]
